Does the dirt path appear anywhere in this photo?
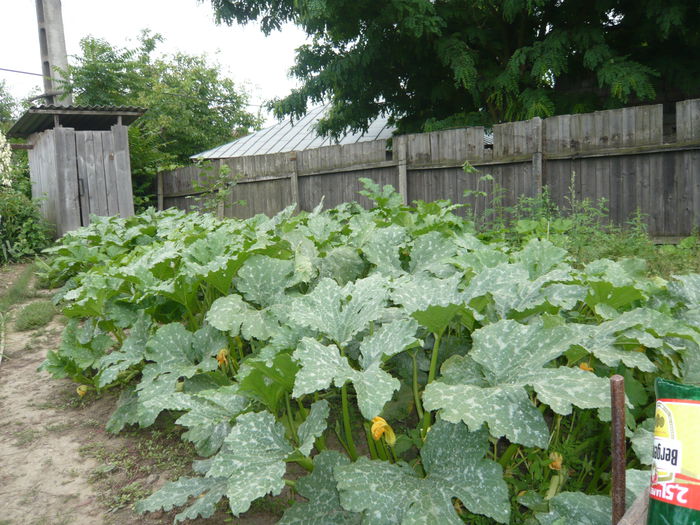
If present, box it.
[0,313,104,525]
[0,269,282,525]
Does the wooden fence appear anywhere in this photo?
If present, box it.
[158,98,700,239]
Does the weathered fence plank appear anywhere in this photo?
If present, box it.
[53,127,82,235]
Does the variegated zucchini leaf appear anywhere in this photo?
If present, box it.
[279,451,361,525]
[423,320,610,448]
[293,321,418,419]
[289,274,389,346]
[135,323,224,428]
[136,476,228,523]
[335,422,510,524]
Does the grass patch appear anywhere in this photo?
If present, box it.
[0,264,35,314]
[80,427,197,512]
[14,300,57,331]
[12,427,42,447]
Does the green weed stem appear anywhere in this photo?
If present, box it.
[285,394,299,446]
[411,352,424,420]
[341,382,358,461]
[421,331,442,435]
[363,422,379,460]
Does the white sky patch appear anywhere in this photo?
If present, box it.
[0,1,307,125]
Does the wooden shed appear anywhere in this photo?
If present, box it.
[8,105,145,237]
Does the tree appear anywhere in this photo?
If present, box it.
[206,0,700,135]
[62,32,262,206]
[0,80,18,132]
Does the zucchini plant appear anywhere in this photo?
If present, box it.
[39,180,700,523]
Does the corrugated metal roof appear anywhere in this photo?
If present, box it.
[7,105,146,138]
[193,104,494,160]
[193,104,395,160]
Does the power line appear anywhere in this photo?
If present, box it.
[0,66,267,108]
[0,67,45,78]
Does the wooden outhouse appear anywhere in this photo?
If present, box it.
[8,105,145,237]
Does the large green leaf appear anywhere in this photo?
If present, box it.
[136,476,228,523]
[106,384,139,433]
[423,320,610,448]
[335,422,510,524]
[166,385,250,456]
[293,337,400,419]
[297,400,331,455]
[515,239,569,279]
[136,323,220,427]
[289,275,389,346]
[234,255,294,307]
[206,411,293,516]
[362,225,407,276]
[669,273,700,307]
[54,319,115,371]
[319,246,366,285]
[464,263,582,318]
[97,314,150,387]
[206,294,276,340]
[533,492,611,525]
[630,419,654,466]
[181,229,245,294]
[391,274,463,315]
[358,319,420,368]
[390,274,467,333]
[279,451,361,525]
[237,352,298,413]
[575,308,699,372]
[408,231,457,276]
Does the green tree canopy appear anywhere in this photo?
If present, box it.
[62,32,262,205]
[0,80,18,132]
[206,0,700,135]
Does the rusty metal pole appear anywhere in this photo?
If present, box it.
[611,374,626,524]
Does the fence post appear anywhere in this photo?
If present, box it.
[290,152,300,211]
[156,172,164,211]
[396,136,408,205]
[532,117,544,194]
[216,160,225,219]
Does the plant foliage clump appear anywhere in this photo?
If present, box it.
[0,187,52,265]
[39,180,700,524]
[206,0,700,135]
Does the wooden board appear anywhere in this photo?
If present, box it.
[53,127,82,236]
[112,125,135,218]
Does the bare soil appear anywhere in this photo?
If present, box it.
[0,267,283,525]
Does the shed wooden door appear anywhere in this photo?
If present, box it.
[74,125,135,226]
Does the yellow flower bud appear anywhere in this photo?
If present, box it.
[579,362,594,372]
[371,416,396,447]
[76,385,89,397]
[548,451,563,471]
[216,348,229,367]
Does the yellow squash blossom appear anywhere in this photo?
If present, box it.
[76,385,89,397]
[216,348,229,368]
[549,451,563,471]
[579,362,594,372]
[371,416,396,447]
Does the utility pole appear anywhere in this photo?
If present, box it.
[35,0,72,105]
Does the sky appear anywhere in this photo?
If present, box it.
[0,0,307,124]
